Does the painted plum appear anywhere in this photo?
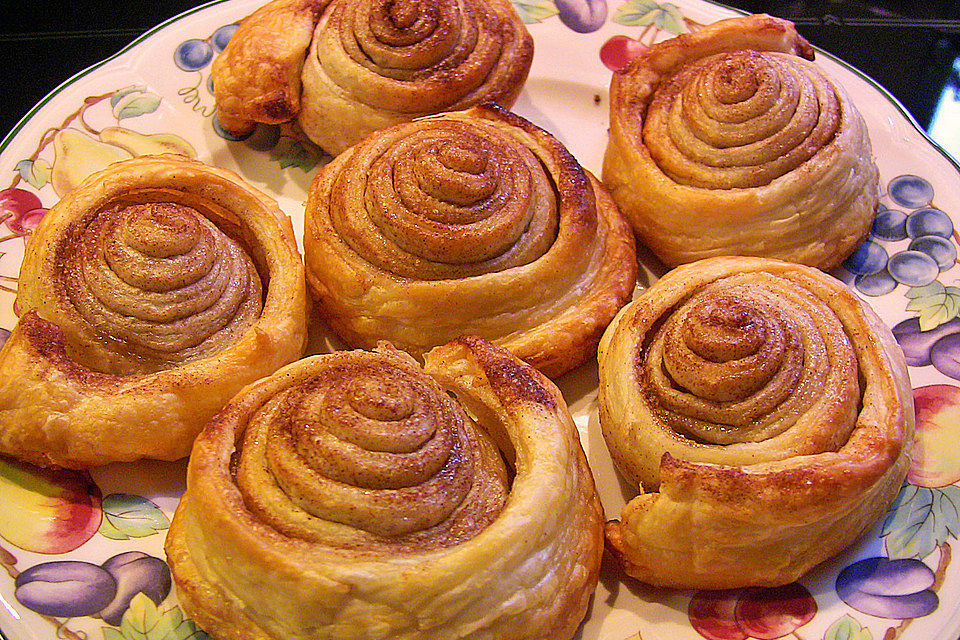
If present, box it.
[555,0,607,33]
[836,557,938,619]
[98,551,173,625]
[15,560,116,618]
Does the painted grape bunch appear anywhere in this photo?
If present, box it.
[843,174,960,381]
[845,175,955,295]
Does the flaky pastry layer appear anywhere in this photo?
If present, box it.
[602,14,879,270]
[598,257,913,589]
[165,336,603,640]
[211,0,533,155]
[0,155,308,468]
[303,104,637,379]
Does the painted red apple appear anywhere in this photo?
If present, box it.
[908,384,960,487]
[0,456,102,553]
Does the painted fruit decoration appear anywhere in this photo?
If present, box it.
[3,85,197,225]
[555,0,608,33]
[1,187,47,236]
[99,551,173,625]
[600,35,647,71]
[688,583,817,640]
[907,384,960,488]
[14,551,172,625]
[846,174,958,297]
[893,318,960,381]
[835,557,938,619]
[0,456,102,554]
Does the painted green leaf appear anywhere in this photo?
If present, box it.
[903,282,960,331]
[113,92,162,120]
[824,614,873,640]
[653,3,685,33]
[615,0,686,32]
[906,281,946,299]
[934,485,960,537]
[121,593,162,640]
[159,607,203,640]
[946,287,960,318]
[905,288,945,312]
[15,159,51,189]
[111,85,147,108]
[115,595,211,640]
[511,0,557,23]
[615,0,663,26]
[270,137,323,171]
[103,627,125,640]
[920,303,955,330]
[99,493,170,540]
[882,485,958,559]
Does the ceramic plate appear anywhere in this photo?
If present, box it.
[2,1,960,639]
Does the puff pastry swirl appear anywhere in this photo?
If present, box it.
[165,336,603,640]
[0,155,308,469]
[602,14,879,270]
[211,0,534,155]
[598,257,913,589]
[303,104,637,379]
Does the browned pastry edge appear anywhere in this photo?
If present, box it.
[611,14,815,124]
[211,0,330,135]
[165,335,604,640]
[302,103,637,379]
[0,155,309,469]
[597,257,913,589]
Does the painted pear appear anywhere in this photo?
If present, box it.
[50,128,132,197]
[98,126,197,159]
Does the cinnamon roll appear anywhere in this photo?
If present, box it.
[164,336,603,640]
[303,104,637,379]
[602,14,880,270]
[211,0,534,155]
[0,155,308,469]
[598,256,913,589]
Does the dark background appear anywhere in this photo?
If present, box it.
[2,0,960,153]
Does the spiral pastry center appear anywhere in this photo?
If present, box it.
[385,0,423,32]
[59,201,263,372]
[332,119,558,279]
[642,274,858,445]
[412,139,498,211]
[662,292,794,404]
[234,353,508,548]
[347,0,462,73]
[120,204,201,258]
[680,299,769,364]
[713,58,762,104]
[643,50,841,189]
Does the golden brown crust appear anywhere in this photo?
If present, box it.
[211,0,534,154]
[302,104,637,379]
[164,336,603,640]
[597,256,914,589]
[602,14,879,270]
[0,155,308,468]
